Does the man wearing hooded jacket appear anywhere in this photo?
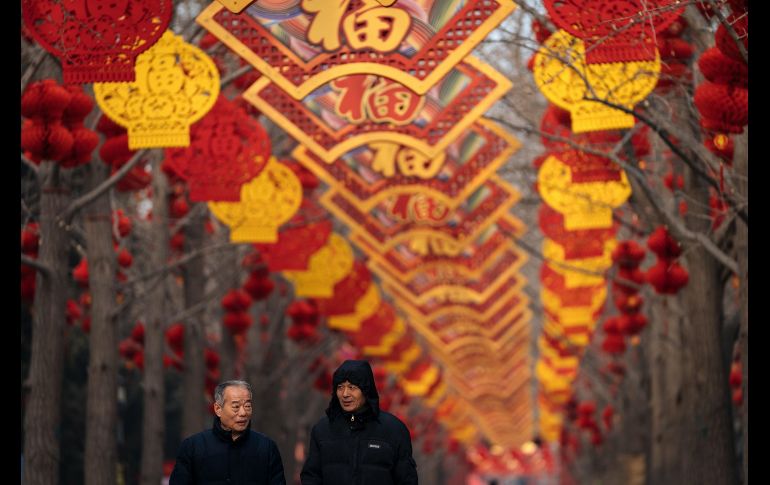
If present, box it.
[300,360,419,484]
[169,379,286,485]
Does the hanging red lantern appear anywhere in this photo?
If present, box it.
[694,82,748,134]
[646,259,689,294]
[617,313,648,336]
[21,79,72,122]
[117,248,133,268]
[118,338,141,360]
[611,240,646,268]
[698,47,748,88]
[21,118,74,162]
[614,293,643,314]
[612,266,645,295]
[73,258,89,288]
[287,300,320,327]
[243,273,275,301]
[65,299,82,325]
[221,289,253,313]
[115,164,152,193]
[131,322,145,344]
[729,361,742,389]
[715,13,748,64]
[164,96,271,202]
[646,226,682,260]
[601,333,626,355]
[165,323,185,355]
[544,0,685,63]
[132,351,144,371]
[602,405,615,430]
[223,311,251,335]
[22,0,173,84]
[170,231,185,252]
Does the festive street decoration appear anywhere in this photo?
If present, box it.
[197,0,516,97]
[94,30,220,149]
[164,95,271,201]
[533,29,660,132]
[283,232,355,297]
[208,157,303,242]
[22,0,172,83]
[242,56,511,163]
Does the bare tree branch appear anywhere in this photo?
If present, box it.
[21,46,48,93]
[21,254,52,277]
[59,150,148,223]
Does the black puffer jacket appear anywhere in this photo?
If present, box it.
[300,360,418,485]
[169,417,286,485]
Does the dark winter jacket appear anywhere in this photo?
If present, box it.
[169,416,286,485]
[300,360,418,485]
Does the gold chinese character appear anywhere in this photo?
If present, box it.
[342,0,410,52]
[302,0,351,51]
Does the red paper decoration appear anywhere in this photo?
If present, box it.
[254,220,333,272]
[164,96,271,202]
[544,0,685,63]
[539,204,618,260]
[646,259,689,294]
[22,0,173,84]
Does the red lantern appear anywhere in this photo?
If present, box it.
[617,313,648,336]
[646,260,689,294]
[117,248,133,268]
[715,13,748,64]
[131,322,145,344]
[646,226,681,260]
[221,289,253,313]
[601,333,626,354]
[611,240,646,268]
[164,96,271,202]
[544,0,685,63]
[693,82,748,134]
[205,348,221,370]
[243,273,275,301]
[119,338,141,360]
[65,299,82,325]
[165,323,185,354]
[21,223,40,256]
[698,47,748,88]
[73,258,89,287]
[22,0,173,84]
[223,311,252,335]
[602,405,615,430]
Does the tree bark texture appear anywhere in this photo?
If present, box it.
[22,163,71,485]
[218,246,239,380]
[140,157,169,485]
[734,129,747,485]
[83,161,119,485]
[181,208,207,438]
[678,164,739,485]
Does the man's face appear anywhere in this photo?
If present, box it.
[336,380,366,413]
[215,385,252,436]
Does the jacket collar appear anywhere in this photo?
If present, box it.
[212,416,251,444]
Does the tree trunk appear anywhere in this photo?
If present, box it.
[648,299,686,485]
[218,247,239,380]
[678,164,739,485]
[140,156,169,485]
[22,163,71,485]
[181,208,207,438]
[734,128,748,484]
[83,161,119,485]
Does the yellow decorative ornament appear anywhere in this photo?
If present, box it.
[542,237,615,288]
[208,158,302,243]
[538,406,563,443]
[94,30,220,149]
[538,154,631,230]
[399,363,440,397]
[327,282,381,331]
[543,314,594,348]
[533,29,660,133]
[538,336,579,370]
[424,380,448,408]
[215,0,255,13]
[283,233,354,298]
[382,342,422,373]
[540,285,607,323]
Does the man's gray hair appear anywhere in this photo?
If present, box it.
[214,380,252,406]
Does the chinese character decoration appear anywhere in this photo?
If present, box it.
[197,0,515,97]
[22,0,172,84]
[368,242,526,305]
[291,119,519,208]
[215,0,257,13]
[321,176,519,257]
[94,30,220,149]
[533,30,660,133]
[354,216,521,281]
[282,233,355,297]
[164,95,271,202]
[543,0,684,63]
[242,57,511,163]
[537,152,631,230]
[208,157,303,243]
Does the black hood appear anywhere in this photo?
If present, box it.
[326,360,380,420]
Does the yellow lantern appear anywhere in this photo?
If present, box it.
[533,29,660,133]
[538,154,631,231]
[208,158,302,243]
[94,30,220,149]
[283,233,354,297]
